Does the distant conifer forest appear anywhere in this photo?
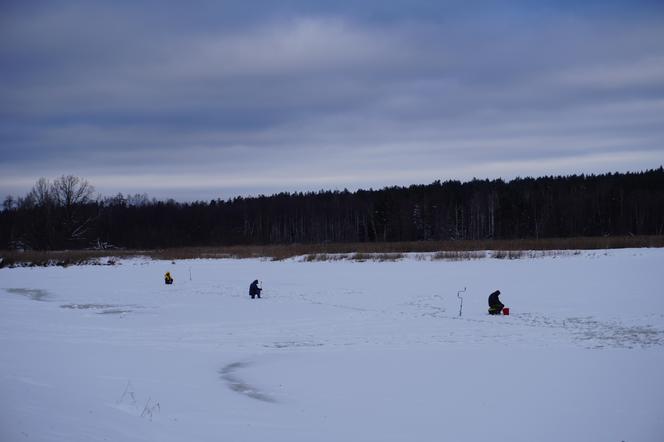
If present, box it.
[1,168,663,250]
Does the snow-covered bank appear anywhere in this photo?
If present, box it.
[1,249,663,441]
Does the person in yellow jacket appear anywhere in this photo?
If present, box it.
[164,272,173,285]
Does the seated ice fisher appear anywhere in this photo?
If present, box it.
[488,290,504,315]
[249,280,262,299]
[164,272,173,285]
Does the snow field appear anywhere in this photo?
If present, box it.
[1,249,663,441]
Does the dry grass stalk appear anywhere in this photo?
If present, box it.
[1,235,662,267]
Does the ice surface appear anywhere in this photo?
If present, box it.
[1,249,663,441]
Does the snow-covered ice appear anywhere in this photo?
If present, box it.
[1,249,663,441]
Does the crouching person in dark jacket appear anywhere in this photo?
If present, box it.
[249,280,262,299]
[488,290,504,315]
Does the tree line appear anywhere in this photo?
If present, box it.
[1,168,663,250]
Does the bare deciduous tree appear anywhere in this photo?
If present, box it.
[51,175,96,243]
[26,177,54,207]
[52,175,95,208]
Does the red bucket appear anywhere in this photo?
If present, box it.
[502,307,510,315]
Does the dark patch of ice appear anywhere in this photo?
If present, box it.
[61,303,115,310]
[4,288,50,301]
[97,309,133,315]
[266,341,323,349]
[60,303,138,315]
[219,362,275,403]
[517,313,664,348]
[565,316,664,349]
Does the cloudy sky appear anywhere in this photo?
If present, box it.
[2,0,663,201]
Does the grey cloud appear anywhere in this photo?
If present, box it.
[1,3,664,200]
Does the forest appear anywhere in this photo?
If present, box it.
[1,168,663,250]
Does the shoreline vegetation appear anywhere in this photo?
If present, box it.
[3,169,663,251]
[1,235,663,268]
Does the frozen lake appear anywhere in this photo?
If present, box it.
[1,249,663,441]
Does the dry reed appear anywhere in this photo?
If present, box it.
[1,235,662,268]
